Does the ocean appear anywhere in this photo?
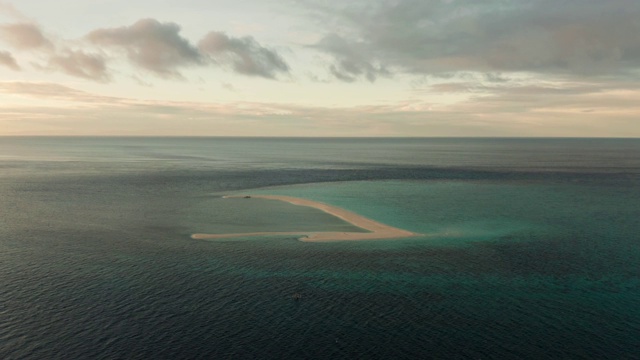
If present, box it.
[1,137,639,359]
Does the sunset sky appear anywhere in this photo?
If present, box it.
[1,0,639,136]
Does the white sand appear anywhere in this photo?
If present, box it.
[191,195,421,242]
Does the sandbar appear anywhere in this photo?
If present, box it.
[191,195,421,242]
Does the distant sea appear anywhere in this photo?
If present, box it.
[1,137,639,359]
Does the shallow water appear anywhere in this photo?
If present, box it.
[1,137,639,359]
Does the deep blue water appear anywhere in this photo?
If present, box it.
[1,137,639,359]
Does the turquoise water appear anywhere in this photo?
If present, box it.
[1,137,640,359]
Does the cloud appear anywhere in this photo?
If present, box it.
[86,19,289,79]
[0,50,19,70]
[48,50,109,82]
[3,81,640,137]
[0,81,431,136]
[0,81,121,103]
[0,2,28,21]
[0,19,114,81]
[87,18,201,77]
[1,15,291,81]
[0,22,52,50]
[0,22,111,81]
[221,82,235,91]
[314,33,387,82]
[198,31,289,78]
[415,80,640,136]
[305,0,640,79]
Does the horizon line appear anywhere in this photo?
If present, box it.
[2,135,640,139]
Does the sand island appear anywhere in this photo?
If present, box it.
[191,195,421,242]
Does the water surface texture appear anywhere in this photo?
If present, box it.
[1,137,639,359]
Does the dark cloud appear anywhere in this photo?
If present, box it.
[315,33,388,82]
[0,23,52,50]
[198,31,289,78]
[0,50,19,70]
[87,18,201,77]
[48,50,109,81]
[86,19,289,79]
[0,22,110,81]
[1,16,291,81]
[307,0,640,79]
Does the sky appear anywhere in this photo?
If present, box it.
[1,0,639,137]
